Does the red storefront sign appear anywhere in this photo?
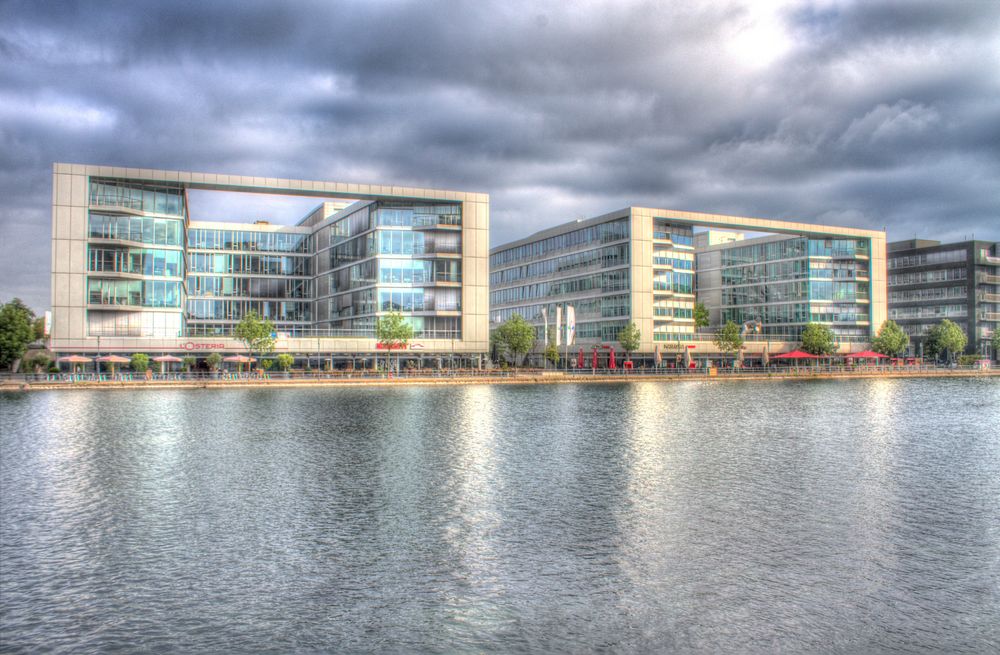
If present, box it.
[178,342,226,351]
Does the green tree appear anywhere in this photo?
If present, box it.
[32,316,46,341]
[871,320,909,357]
[130,353,150,372]
[694,302,710,329]
[233,310,276,365]
[0,298,36,370]
[713,320,744,364]
[800,322,836,356]
[924,319,967,362]
[205,352,223,371]
[181,356,196,372]
[492,314,536,369]
[276,353,294,371]
[544,343,560,368]
[261,359,274,371]
[376,311,414,372]
[992,330,1000,361]
[617,322,641,363]
[22,351,50,374]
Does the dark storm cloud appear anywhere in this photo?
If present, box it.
[1,0,998,311]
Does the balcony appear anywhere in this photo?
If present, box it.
[979,312,1000,322]
[979,274,1000,285]
[979,293,1000,303]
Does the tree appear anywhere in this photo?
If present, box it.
[130,353,150,372]
[205,352,223,371]
[276,353,294,371]
[492,314,536,369]
[992,331,1000,361]
[800,322,836,356]
[871,320,909,357]
[713,321,744,364]
[694,302,710,329]
[617,322,641,363]
[0,298,36,370]
[32,316,46,341]
[376,311,413,373]
[182,356,196,372]
[233,310,276,365]
[924,319,967,362]
[544,343,560,368]
[22,351,50,374]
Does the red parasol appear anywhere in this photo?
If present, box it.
[772,350,819,359]
[845,350,889,359]
[591,349,598,370]
[609,348,616,369]
[577,348,584,369]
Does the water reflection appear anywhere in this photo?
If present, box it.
[1,378,998,653]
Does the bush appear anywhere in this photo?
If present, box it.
[957,354,981,366]
[130,353,150,372]
[276,353,294,371]
[48,363,59,373]
[262,359,274,370]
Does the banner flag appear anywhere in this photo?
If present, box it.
[541,307,548,346]
[555,305,562,346]
[566,305,576,346]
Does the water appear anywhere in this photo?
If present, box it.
[1,378,999,653]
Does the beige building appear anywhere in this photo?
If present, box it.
[490,207,886,363]
[50,163,489,365]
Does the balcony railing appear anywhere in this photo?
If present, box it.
[979,274,1000,285]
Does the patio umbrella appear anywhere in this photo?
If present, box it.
[684,347,693,369]
[223,355,255,363]
[96,354,129,374]
[762,342,769,367]
[591,349,598,370]
[845,350,889,360]
[577,348,584,369]
[609,348,616,369]
[57,354,92,372]
[654,344,661,367]
[153,354,182,374]
[773,350,819,368]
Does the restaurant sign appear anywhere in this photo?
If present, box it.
[178,341,226,351]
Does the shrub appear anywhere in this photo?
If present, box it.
[130,353,150,372]
[205,352,223,370]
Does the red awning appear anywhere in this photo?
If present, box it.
[772,350,820,359]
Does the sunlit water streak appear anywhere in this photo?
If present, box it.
[1,378,998,653]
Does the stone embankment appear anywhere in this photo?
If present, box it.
[2,368,998,392]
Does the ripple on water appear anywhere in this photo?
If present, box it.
[1,378,999,653]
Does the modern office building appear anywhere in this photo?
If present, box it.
[51,163,489,365]
[697,234,875,342]
[693,229,744,250]
[887,239,1000,357]
[489,207,886,361]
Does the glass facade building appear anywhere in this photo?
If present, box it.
[887,239,1000,357]
[50,164,490,360]
[696,235,873,342]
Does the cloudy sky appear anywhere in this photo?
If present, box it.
[2,0,999,312]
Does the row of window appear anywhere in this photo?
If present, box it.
[87,279,181,308]
[188,229,310,253]
[889,268,967,286]
[721,238,868,267]
[378,289,461,313]
[88,247,184,278]
[490,270,630,305]
[488,295,632,326]
[889,305,968,319]
[889,249,967,269]
[188,276,311,299]
[374,204,461,228]
[490,219,630,267]
[89,213,184,246]
[186,299,311,322]
[189,253,310,276]
[889,286,967,303]
[809,281,869,302]
[653,272,694,294]
[90,180,185,216]
[490,244,629,286]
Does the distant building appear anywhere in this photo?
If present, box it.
[887,239,1000,357]
[490,207,886,362]
[696,234,875,343]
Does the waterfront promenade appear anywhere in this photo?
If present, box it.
[2,366,997,391]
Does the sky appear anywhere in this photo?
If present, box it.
[2,0,999,312]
